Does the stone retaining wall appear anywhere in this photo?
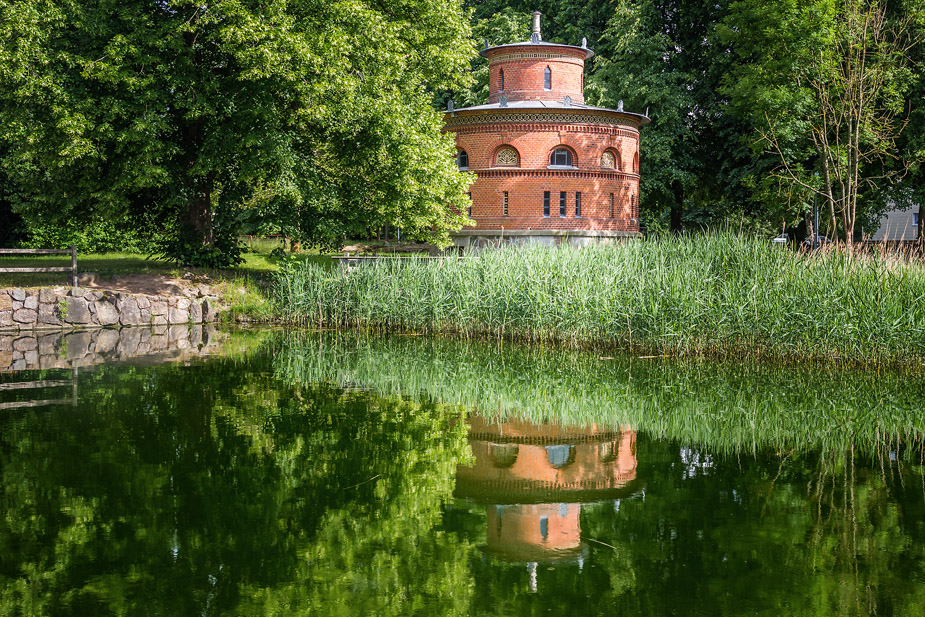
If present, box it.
[0,287,220,331]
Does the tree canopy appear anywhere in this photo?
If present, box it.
[2,0,925,260]
[0,0,475,265]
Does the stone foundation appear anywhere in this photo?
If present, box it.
[451,229,639,249]
[0,286,220,331]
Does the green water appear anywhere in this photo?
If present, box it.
[1,329,924,616]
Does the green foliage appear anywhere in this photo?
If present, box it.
[22,216,161,253]
[0,0,476,265]
[274,234,925,363]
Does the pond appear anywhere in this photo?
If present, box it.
[1,328,924,616]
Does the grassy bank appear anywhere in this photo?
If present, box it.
[274,233,925,363]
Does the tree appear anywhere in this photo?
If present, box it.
[0,1,475,265]
[723,0,925,243]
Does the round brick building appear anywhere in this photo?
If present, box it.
[445,12,649,248]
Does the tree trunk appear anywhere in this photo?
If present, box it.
[670,180,683,232]
[187,186,213,246]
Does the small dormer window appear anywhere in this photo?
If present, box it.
[544,66,551,90]
[457,150,468,170]
[500,68,505,92]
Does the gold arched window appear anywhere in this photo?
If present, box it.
[495,146,520,167]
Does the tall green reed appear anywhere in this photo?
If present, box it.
[274,233,925,363]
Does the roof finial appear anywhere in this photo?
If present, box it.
[531,11,542,43]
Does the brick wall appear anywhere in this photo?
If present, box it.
[487,46,588,104]
[452,117,641,232]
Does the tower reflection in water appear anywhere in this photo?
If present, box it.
[454,416,639,591]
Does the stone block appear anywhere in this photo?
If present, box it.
[12,309,37,324]
[152,315,168,326]
[0,292,12,311]
[176,298,191,311]
[12,337,37,352]
[190,301,202,323]
[119,297,141,325]
[168,308,189,324]
[0,310,11,329]
[0,351,12,369]
[202,298,218,322]
[23,294,38,310]
[149,301,168,316]
[94,301,120,326]
[24,350,38,366]
[11,359,25,371]
[39,288,58,304]
[38,304,62,326]
[140,308,151,324]
[136,295,151,309]
[9,288,26,302]
[64,297,92,324]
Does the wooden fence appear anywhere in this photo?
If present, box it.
[0,246,77,287]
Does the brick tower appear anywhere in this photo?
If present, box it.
[445,12,649,248]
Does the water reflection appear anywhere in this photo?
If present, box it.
[456,416,639,587]
[0,325,225,372]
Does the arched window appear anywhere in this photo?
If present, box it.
[544,66,552,90]
[495,146,520,167]
[600,150,616,169]
[633,151,639,173]
[549,148,573,167]
[456,150,469,170]
[499,68,504,92]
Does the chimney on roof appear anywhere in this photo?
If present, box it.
[531,11,542,43]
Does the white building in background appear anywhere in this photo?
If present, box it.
[871,204,920,241]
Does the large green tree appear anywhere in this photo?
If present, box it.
[0,0,475,265]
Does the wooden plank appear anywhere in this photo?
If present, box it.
[0,399,72,411]
[0,249,71,255]
[0,380,72,392]
[0,267,74,273]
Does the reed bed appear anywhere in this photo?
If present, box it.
[274,233,925,363]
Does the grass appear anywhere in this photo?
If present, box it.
[274,232,925,364]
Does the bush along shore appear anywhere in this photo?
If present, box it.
[274,234,925,365]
